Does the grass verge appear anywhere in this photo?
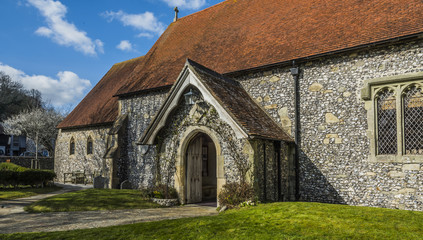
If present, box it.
[24,188,162,212]
[3,202,423,239]
[0,186,62,200]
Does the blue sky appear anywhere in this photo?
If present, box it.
[0,0,223,110]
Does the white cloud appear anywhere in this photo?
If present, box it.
[0,63,91,107]
[102,10,166,36]
[95,39,105,54]
[161,0,206,10]
[27,0,103,56]
[116,40,133,51]
[34,26,53,36]
[137,33,154,38]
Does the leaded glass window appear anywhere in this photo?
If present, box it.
[361,72,423,161]
[376,89,397,155]
[87,136,93,155]
[70,137,75,155]
[403,86,423,155]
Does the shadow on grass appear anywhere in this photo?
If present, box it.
[0,186,62,201]
[3,202,423,240]
[25,188,162,212]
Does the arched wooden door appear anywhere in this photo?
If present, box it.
[186,135,203,203]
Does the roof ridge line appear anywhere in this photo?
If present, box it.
[113,56,144,67]
[186,58,241,86]
[176,0,229,22]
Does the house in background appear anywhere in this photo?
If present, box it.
[0,125,26,156]
[55,0,423,210]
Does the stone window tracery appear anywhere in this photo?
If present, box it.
[361,72,423,162]
[374,85,423,156]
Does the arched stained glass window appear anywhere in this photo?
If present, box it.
[87,136,93,155]
[403,86,423,155]
[376,89,397,155]
[70,137,75,155]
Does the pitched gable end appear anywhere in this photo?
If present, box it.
[139,59,293,145]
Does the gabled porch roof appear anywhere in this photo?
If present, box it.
[139,59,293,145]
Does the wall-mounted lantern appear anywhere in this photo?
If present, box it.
[184,89,195,105]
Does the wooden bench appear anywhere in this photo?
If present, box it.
[63,171,86,184]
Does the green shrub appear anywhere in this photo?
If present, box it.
[218,182,256,209]
[151,184,178,199]
[0,164,56,187]
[139,187,154,198]
[0,170,19,186]
[18,170,56,186]
[0,162,27,171]
[135,185,178,199]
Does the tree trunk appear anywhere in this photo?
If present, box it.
[35,131,38,160]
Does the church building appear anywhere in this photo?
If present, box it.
[55,0,423,210]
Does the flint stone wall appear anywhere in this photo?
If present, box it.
[54,126,110,183]
[134,87,293,202]
[120,90,168,188]
[237,39,423,210]
[155,91,251,186]
[120,86,294,201]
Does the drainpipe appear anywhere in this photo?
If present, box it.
[290,61,300,201]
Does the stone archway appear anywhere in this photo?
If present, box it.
[186,133,217,203]
[175,126,225,204]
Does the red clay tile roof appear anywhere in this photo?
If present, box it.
[57,56,144,129]
[116,0,423,96]
[60,0,423,128]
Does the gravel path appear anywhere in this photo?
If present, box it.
[0,184,217,234]
[0,183,92,215]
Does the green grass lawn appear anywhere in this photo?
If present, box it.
[24,188,162,213]
[0,186,62,200]
[3,202,423,239]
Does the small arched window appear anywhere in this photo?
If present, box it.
[403,86,423,154]
[70,137,75,155]
[87,136,93,155]
[376,89,397,155]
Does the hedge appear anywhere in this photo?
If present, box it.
[0,162,26,171]
[0,163,56,187]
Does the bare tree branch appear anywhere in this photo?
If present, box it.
[2,108,64,157]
